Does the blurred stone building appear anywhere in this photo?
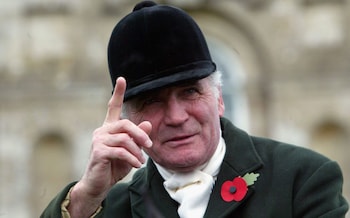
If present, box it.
[0,0,349,217]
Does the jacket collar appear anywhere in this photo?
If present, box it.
[129,117,264,217]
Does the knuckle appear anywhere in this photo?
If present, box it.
[92,128,101,137]
[107,99,114,109]
[91,146,108,160]
[92,129,105,143]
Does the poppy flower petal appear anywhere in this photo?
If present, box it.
[221,177,248,202]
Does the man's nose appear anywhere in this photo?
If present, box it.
[163,96,189,126]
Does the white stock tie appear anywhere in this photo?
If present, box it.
[155,136,226,218]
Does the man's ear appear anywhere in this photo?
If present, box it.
[217,88,225,117]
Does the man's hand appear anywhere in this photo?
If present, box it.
[68,77,152,218]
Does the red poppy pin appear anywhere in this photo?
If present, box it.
[221,172,260,202]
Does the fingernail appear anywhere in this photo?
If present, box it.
[145,139,153,148]
[140,156,146,165]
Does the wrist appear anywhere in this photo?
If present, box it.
[67,183,104,218]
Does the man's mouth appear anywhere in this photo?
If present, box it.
[163,134,196,146]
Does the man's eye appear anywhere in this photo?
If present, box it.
[185,87,199,95]
[179,87,200,99]
[143,98,160,105]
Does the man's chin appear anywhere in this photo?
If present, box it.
[157,155,206,172]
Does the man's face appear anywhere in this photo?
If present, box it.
[127,77,225,172]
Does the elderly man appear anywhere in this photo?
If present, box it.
[41,1,348,217]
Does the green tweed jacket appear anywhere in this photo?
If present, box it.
[41,117,348,218]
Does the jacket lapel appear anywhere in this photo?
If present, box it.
[129,161,179,218]
[204,162,257,217]
[204,118,263,217]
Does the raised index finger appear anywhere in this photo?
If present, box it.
[104,77,127,124]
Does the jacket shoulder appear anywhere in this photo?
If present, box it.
[251,136,331,166]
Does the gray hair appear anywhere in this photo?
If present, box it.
[121,70,223,118]
[207,70,223,98]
